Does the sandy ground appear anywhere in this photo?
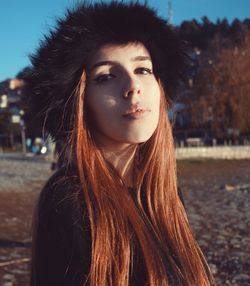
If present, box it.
[0,153,249,285]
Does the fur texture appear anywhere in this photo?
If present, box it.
[26,1,187,140]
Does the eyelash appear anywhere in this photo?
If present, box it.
[94,74,114,83]
[94,67,153,83]
[135,67,153,75]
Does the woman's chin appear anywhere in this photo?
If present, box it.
[119,130,156,144]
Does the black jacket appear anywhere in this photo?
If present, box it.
[31,167,150,286]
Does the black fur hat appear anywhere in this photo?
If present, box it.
[26,1,187,140]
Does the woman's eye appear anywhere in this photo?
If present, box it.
[94,74,115,83]
[135,67,153,75]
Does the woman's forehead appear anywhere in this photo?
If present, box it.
[87,42,152,70]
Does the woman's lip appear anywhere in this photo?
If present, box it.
[122,109,151,120]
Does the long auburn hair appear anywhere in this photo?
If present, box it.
[65,69,215,286]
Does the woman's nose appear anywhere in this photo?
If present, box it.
[122,76,141,99]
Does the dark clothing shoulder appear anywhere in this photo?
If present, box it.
[31,167,91,286]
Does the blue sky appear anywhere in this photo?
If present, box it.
[0,0,249,81]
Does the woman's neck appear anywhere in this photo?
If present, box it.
[101,144,138,188]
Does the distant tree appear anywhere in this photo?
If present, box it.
[191,30,250,138]
[231,19,242,35]
[202,16,216,39]
[0,79,10,94]
[243,19,250,29]
[178,17,250,52]
[224,19,243,46]
[217,18,230,38]
[179,19,204,48]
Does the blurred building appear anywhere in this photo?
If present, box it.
[0,78,25,148]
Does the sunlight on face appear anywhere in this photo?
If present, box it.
[86,42,161,149]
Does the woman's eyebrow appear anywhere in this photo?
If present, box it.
[90,56,152,71]
[90,60,114,71]
[131,55,151,62]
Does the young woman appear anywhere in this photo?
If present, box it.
[27,2,214,285]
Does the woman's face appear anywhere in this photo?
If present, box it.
[85,42,161,148]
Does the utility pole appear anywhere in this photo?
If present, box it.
[20,119,26,154]
[168,0,173,24]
